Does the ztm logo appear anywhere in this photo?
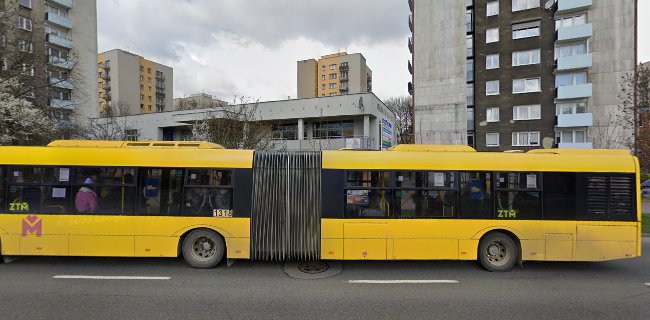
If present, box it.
[22,215,42,237]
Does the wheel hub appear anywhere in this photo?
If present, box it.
[488,244,501,256]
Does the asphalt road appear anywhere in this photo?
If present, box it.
[1,239,649,320]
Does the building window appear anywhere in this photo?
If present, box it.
[467,83,474,106]
[486,133,500,147]
[555,42,588,59]
[468,108,475,130]
[512,49,541,66]
[512,21,540,39]
[466,9,474,33]
[18,40,32,53]
[140,94,145,100]
[19,0,32,9]
[140,66,144,72]
[1,34,6,47]
[466,34,474,57]
[322,75,326,81]
[513,105,541,121]
[329,64,336,70]
[555,13,587,30]
[271,123,298,140]
[140,85,144,91]
[486,27,499,43]
[556,72,587,87]
[125,129,138,141]
[140,75,144,81]
[147,68,151,74]
[512,132,540,147]
[18,16,32,31]
[148,105,152,111]
[321,84,326,90]
[513,78,540,94]
[322,65,326,71]
[556,130,586,144]
[467,59,474,82]
[487,108,500,122]
[487,1,499,16]
[148,87,152,93]
[148,77,152,84]
[512,0,539,12]
[486,80,500,96]
[148,96,152,102]
[313,120,354,139]
[556,102,587,115]
[486,54,499,69]
[330,83,336,89]
[329,73,337,80]
[140,104,144,109]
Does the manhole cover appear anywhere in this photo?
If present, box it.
[284,261,342,280]
[297,261,329,274]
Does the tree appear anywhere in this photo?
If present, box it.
[82,100,139,141]
[192,96,277,150]
[0,78,54,145]
[384,96,413,144]
[613,63,650,169]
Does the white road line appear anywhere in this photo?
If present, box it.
[645,283,650,287]
[53,275,171,280]
[349,280,459,284]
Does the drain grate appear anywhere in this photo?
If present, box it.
[297,261,329,274]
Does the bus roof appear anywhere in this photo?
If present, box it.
[322,149,637,173]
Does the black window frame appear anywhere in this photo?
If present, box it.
[181,168,235,217]
[494,172,543,220]
[394,171,459,219]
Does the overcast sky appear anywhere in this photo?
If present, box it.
[98,0,648,102]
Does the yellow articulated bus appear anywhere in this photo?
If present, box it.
[0,141,641,271]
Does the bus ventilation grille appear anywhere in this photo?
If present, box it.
[251,152,322,262]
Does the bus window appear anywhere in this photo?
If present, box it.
[0,167,4,211]
[543,172,576,220]
[138,168,184,216]
[346,171,391,188]
[576,174,636,222]
[344,189,391,218]
[7,166,71,214]
[74,167,136,215]
[459,172,494,219]
[183,169,233,217]
[395,171,457,219]
[494,173,542,220]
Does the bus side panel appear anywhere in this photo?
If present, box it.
[321,219,344,260]
[343,222,386,260]
[225,237,250,259]
[576,225,638,261]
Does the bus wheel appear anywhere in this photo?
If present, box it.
[182,229,225,269]
[478,232,518,272]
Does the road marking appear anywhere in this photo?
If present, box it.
[53,275,171,280]
[645,283,650,287]
[349,280,459,284]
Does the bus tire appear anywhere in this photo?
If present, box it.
[182,229,225,269]
[478,232,518,272]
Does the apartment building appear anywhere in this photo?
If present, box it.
[297,52,372,99]
[97,49,173,116]
[173,93,227,111]
[409,0,637,151]
[0,0,99,121]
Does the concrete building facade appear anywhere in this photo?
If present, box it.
[297,52,373,99]
[409,0,637,151]
[100,93,397,151]
[97,49,173,116]
[173,93,227,111]
[0,0,99,121]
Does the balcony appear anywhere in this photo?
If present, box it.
[50,77,74,90]
[558,142,593,149]
[339,64,349,71]
[156,91,166,97]
[556,0,592,14]
[557,113,593,128]
[49,99,76,110]
[48,56,74,69]
[102,84,111,91]
[102,74,111,81]
[556,83,592,100]
[339,87,349,93]
[556,23,592,43]
[408,15,413,32]
[408,37,413,53]
[101,92,112,101]
[47,0,73,9]
[155,73,166,81]
[556,53,592,71]
[100,62,111,70]
[46,12,73,29]
[408,82,413,95]
[408,0,413,12]
[408,60,413,75]
[46,33,73,49]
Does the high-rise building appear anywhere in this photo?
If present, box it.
[409,0,637,151]
[97,49,173,115]
[0,0,99,121]
[297,52,372,99]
